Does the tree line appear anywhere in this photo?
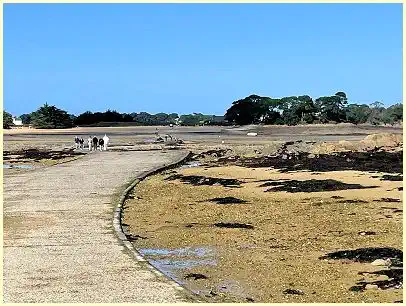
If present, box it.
[3,104,228,129]
[3,92,402,129]
[224,92,402,126]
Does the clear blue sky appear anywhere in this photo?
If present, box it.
[4,3,402,116]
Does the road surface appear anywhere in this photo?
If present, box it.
[3,150,192,303]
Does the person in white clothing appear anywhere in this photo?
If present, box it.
[103,134,110,151]
[87,136,92,151]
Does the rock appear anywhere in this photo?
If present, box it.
[371,259,391,266]
[283,288,304,295]
[365,284,379,290]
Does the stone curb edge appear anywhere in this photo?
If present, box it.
[112,150,208,303]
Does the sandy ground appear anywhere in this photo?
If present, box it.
[124,164,403,303]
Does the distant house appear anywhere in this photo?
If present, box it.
[12,117,23,126]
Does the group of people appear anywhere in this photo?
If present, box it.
[74,134,110,151]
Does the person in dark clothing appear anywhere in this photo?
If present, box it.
[74,136,80,149]
[92,136,98,151]
[79,138,84,149]
[98,138,104,152]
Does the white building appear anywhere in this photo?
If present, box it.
[12,117,23,126]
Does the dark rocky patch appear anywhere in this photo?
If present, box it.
[374,198,401,203]
[165,174,242,187]
[319,247,402,263]
[398,187,403,191]
[217,150,402,174]
[208,197,247,204]
[338,199,368,204]
[351,268,403,291]
[214,222,254,229]
[381,174,403,181]
[331,195,344,199]
[3,148,86,161]
[193,149,231,159]
[358,231,376,236]
[283,289,304,295]
[321,247,403,292]
[184,273,208,280]
[126,234,147,241]
[262,179,377,193]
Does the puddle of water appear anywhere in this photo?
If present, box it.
[139,246,214,257]
[149,258,217,270]
[3,164,34,169]
[137,246,217,289]
[180,161,201,169]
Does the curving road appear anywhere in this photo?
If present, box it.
[3,150,192,303]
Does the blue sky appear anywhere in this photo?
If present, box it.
[4,3,402,116]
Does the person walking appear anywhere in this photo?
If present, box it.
[92,136,98,151]
[102,134,110,151]
[98,138,104,152]
[87,136,92,151]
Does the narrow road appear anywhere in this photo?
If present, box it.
[3,150,190,303]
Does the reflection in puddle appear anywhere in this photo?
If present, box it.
[137,246,216,288]
[150,258,217,270]
[139,247,214,257]
[3,164,34,169]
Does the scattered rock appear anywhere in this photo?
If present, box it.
[283,289,304,295]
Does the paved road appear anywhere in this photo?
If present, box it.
[3,150,191,303]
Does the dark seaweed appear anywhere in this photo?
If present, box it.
[208,197,247,204]
[165,174,242,187]
[261,179,377,193]
[214,222,254,229]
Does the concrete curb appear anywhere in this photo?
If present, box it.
[112,151,207,303]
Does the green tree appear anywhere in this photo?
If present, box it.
[3,111,13,129]
[279,95,317,125]
[224,94,270,125]
[30,103,74,128]
[382,103,403,125]
[367,101,385,125]
[19,113,32,124]
[345,104,371,124]
[315,92,348,123]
